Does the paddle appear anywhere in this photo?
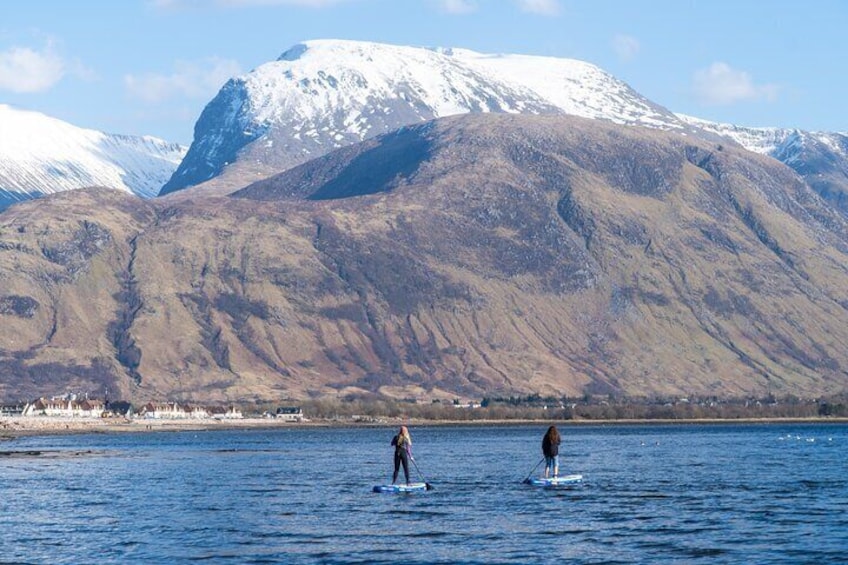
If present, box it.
[410,456,433,490]
[522,457,545,484]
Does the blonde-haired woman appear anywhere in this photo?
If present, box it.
[391,425,413,484]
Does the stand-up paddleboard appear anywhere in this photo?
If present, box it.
[372,482,429,493]
[525,474,583,487]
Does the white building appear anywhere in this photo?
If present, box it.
[23,397,105,418]
[275,407,303,422]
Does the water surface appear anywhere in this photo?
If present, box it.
[1,423,845,564]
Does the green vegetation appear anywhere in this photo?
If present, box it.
[293,394,848,422]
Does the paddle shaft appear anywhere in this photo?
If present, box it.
[524,457,545,481]
[410,457,432,489]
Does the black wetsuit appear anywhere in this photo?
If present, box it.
[391,434,411,484]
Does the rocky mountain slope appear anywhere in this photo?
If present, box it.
[0,104,186,210]
[2,114,847,403]
[678,114,848,215]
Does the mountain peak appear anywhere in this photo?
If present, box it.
[162,39,682,196]
[162,39,848,213]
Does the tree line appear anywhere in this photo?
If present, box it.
[293,393,848,421]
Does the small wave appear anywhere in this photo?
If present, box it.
[408,531,451,539]
[381,509,450,518]
[681,546,728,558]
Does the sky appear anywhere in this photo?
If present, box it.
[1,0,845,145]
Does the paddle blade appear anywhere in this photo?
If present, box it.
[425,483,434,491]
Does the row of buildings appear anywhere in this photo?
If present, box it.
[137,402,244,420]
[10,397,304,422]
[22,397,107,418]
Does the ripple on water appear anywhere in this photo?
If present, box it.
[1,423,846,564]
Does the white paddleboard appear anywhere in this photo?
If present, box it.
[526,474,583,487]
[372,482,429,493]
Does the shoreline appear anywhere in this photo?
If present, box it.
[2,415,847,441]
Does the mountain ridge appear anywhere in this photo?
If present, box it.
[3,113,847,403]
[0,104,186,210]
[4,39,846,219]
[677,113,848,214]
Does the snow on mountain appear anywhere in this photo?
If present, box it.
[676,113,847,159]
[677,113,848,213]
[675,113,795,154]
[162,39,696,195]
[443,47,677,128]
[0,104,186,210]
[247,42,680,131]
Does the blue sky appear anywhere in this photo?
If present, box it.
[1,0,845,145]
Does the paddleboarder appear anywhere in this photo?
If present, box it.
[542,425,561,478]
[391,425,413,484]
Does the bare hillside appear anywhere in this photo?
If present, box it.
[2,114,847,403]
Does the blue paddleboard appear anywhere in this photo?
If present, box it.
[372,482,429,493]
[525,474,583,487]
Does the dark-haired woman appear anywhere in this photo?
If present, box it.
[542,425,561,478]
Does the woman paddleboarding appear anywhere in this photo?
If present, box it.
[391,425,413,484]
[542,425,561,478]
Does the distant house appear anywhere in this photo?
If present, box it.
[1,403,27,416]
[76,399,106,417]
[140,402,193,419]
[190,405,210,419]
[275,406,303,422]
[22,397,105,418]
[209,405,243,420]
[138,402,242,420]
[453,402,481,409]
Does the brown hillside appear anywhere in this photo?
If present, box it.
[2,114,848,403]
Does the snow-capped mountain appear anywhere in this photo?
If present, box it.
[161,39,703,195]
[679,113,846,158]
[0,104,186,210]
[161,38,848,213]
[678,114,848,213]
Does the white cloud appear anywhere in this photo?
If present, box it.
[124,57,242,103]
[612,34,640,62]
[0,43,65,93]
[516,0,560,15]
[435,0,477,14]
[693,62,779,106]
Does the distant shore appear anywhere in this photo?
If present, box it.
[2,415,847,441]
[0,416,308,440]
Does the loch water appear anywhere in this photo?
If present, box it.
[1,422,845,564]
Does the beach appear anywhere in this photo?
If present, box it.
[0,415,307,440]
